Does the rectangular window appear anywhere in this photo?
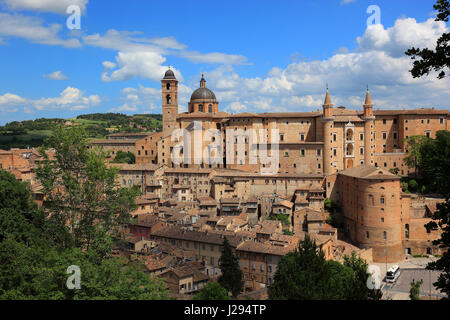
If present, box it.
[360,133,364,141]
[300,134,305,141]
[382,132,387,140]
[301,149,305,157]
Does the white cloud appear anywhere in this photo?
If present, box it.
[83,29,248,82]
[340,0,356,5]
[101,51,171,82]
[180,51,248,65]
[357,18,447,57]
[196,17,450,113]
[43,70,68,80]
[0,87,101,113]
[0,93,26,112]
[0,12,81,47]
[226,102,247,113]
[109,103,138,113]
[34,86,101,110]
[1,0,88,14]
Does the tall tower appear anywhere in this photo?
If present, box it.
[322,87,335,175]
[362,87,375,166]
[161,68,179,136]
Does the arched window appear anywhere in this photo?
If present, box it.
[166,94,171,104]
[368,194,374,206]
[208,104,213,113]
[346,129,353,141]
[166,83,171,91]
[346,144,353,156]
[199,104,204,112]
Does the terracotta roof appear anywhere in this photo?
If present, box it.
[108,163,159,171]
[273,200,293,209]
[338,165,400,180]
[90,139,136,144]
[152,225,245,247]
[237,240,296,256]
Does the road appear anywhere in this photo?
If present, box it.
[371,256,447,300]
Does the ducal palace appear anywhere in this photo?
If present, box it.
[8,67,445,278]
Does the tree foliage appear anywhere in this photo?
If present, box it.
[269,235,381,300]
[409,279,423,300]
[218,237,243,297]
[35,126,140,253]
[403,135,430,177]
[113,151,136,164]
[0,127,168,300]
[194,282,230,300]
[405,0,450,79]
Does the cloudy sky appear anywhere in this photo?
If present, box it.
[0,0,449,124]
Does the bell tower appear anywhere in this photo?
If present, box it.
[161,67,179,136]
[322,87,335,175]
[362,86,375,166]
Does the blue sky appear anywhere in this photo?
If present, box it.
[0,0,449,125]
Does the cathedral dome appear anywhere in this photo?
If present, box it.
[190,74,216,101]
[190,87,216,101]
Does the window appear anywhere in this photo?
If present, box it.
[301,149,305,157]
[280,134,284,141]
[166,83,170,90]
[360,133,364,141]
[380,196,385,204]
[383,231,387,240]
[382,132,387,140]
[300,134,305,141]
[426,131,431,138]
[360,147,364,155]
[199,104,204,112]
[208,104,213,113]
[166,94,171,104]
[393,132,398,139]
[333,133,337,141]
[366,231,370,239]
[440,118,444,124]
[317,149,321,156]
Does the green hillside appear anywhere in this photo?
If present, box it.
[0,113,162,150]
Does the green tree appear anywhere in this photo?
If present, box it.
[403,135,430,178]
[194,282,230,300]
[35,126,140,253]
[408,179,419,193]
[269,234,332,300]
[343,252,382,300]
[113,151,136,164]
[405,0,450,79]
[218,237,243,297]
[0,170,45,243]
[0,154,168,300]
[409,279,423,300]
[418,131,450,195]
